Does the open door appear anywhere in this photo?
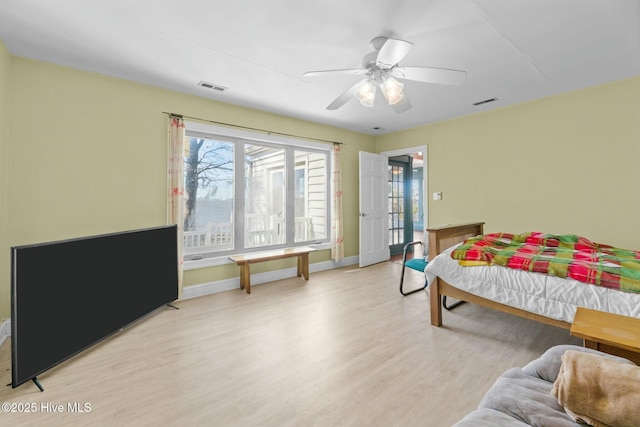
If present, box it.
[359,151,389,267]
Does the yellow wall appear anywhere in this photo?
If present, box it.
[1,55,374,321]
[2,40,640,323]
[0,40,9,323]
[377,76,640,249]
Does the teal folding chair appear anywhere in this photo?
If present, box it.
[399,240,465,310]
[399,241,428,296]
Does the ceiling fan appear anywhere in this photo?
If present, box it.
[303,37,467,113]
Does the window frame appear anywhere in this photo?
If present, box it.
[183,121,332,268]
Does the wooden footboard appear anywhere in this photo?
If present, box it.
[426,222,571,330]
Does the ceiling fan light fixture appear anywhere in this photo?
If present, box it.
[355,79,376,107]
[382,76,404,105]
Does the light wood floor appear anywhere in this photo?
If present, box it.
[0,261,580,426]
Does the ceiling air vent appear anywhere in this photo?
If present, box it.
[198,81,228,92]
[473,97,498,106]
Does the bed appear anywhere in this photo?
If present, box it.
[425,222,640,329]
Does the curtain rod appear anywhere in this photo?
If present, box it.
[163,112,344,145]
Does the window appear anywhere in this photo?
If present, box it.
[183,123,331,260]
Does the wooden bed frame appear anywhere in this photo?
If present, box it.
[427,222,572,330]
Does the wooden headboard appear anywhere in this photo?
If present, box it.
[426,222,484,261]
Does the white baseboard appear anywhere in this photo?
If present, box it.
[182,255,359,300]
[0,319,10,346]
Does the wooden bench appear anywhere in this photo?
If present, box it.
[228,246,316,294]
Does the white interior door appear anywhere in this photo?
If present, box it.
[359,151,389,267]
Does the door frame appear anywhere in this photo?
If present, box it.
[381,144,429,239]
[388,156,413,256]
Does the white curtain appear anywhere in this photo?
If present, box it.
[331,143,344,261]
[168,115,187,298]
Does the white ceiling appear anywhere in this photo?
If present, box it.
[1,0,639,135]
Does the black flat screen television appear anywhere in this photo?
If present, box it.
[11,225,178,390]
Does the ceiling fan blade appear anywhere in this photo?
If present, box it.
[393,66,467,85]
[376,38,413,68]
[390,93,412,114]
[303,68,368,77]
[326,80,365,110]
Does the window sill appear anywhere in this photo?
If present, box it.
[183,242,331,271]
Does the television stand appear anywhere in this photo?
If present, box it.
[6,376,44,391]
[32,377,44,392]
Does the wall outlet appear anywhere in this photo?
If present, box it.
[433,192,442,201]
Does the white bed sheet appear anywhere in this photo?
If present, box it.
[424,245,640,323]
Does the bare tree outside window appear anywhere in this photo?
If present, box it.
[184,137,233,231]
[182,137,235,256]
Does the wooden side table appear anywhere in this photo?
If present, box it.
[570,307,640,365]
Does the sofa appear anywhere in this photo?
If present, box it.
[454,345,637,426]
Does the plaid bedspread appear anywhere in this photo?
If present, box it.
[451,232,640,294]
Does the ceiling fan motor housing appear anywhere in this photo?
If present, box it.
[362,51,379,69]
[363,37,389,69]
